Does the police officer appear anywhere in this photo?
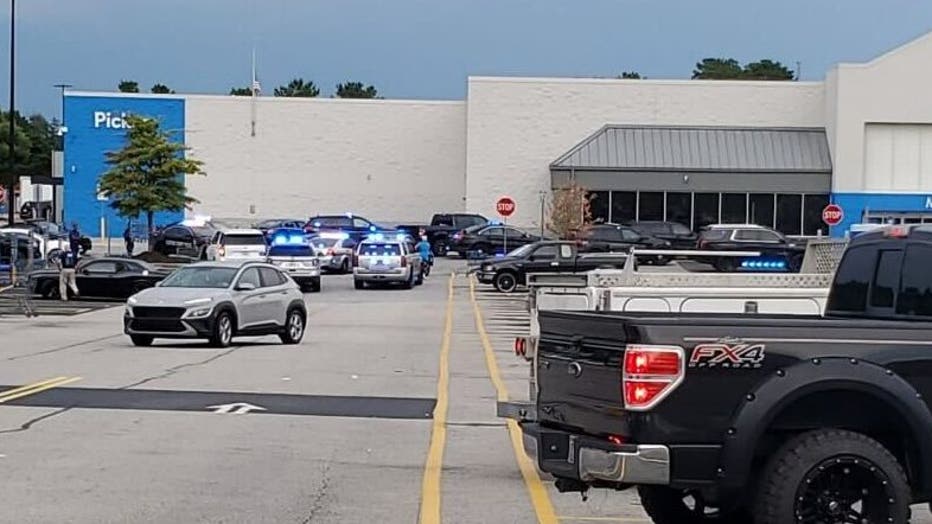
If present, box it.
[124,224,135,257]
[68,223,81,257]
[58,249,79,301]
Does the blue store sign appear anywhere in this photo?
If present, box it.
[63,94,186,237]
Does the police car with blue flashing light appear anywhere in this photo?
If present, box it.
[697,224,806,272]
[353,232,423,290]
[266,228,322,292]
[310,232,357,274]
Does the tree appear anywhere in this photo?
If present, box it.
[692,58,743,79]
[742,59,795,80]
[274,78,319,97]
[19,114,54,177]
[229,86,253,96]
[335,81,378,99]
[98,115,205,239]
[150,83,175,94]
[118,80,140,93]
[547,182,593,240]
[618,71,642,79]
[0,111,31,188]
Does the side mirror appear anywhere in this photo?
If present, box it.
[236,282,257,291]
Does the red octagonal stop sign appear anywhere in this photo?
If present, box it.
[496,196,516,218]
[822,204,844,226]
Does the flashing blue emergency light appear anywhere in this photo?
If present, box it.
[369,225,377,232]
[740,258,788,271]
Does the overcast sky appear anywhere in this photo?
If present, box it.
[0,0,930,117]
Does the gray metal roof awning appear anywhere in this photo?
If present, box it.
[551,125,833,173]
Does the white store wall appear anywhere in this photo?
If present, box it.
[464,77,825,228]
[184,95,466,224]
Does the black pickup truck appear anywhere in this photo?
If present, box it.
[514,225,932,523]
[475,241,626,293]
[396,213,488,256]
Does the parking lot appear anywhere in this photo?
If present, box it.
[0,258,930,523]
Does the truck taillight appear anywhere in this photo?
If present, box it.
[218,246,226,257]
[622,345,685,411]
[514,337,527,357]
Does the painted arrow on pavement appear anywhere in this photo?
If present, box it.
[207,402,267,414]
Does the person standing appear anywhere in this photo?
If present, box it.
[58,249,79,301]
[123,224,135,257]
[68,223,81,257]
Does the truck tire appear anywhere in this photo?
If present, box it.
[754,429,911,524]
[493,271,518,293]
[638,486,749,523]
[431,241,448,257]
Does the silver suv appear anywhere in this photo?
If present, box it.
[353,236,423,289]
[124,261,307,347]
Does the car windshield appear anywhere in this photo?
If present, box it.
[268,245,314,257]
[223,234,266,245]
[507,245,535,257]
[160,267,237,288]
[359,243,401,256]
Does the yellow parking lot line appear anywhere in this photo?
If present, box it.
[0,376,82,404]
[470,278,559,524]
[418,274,455,524]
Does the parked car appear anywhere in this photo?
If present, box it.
[576,223,671,264]
[448,224,541,258]
[626,220,698,249]
[0,226,70,263]
[475,240,628,293]
[504,224,932,524]
[396,213,489,256]
[29,258,169,300]
[304,213,380,242]
[150,223,218,260]
[698,223,806,272]
[309,233,357,273]
[205,229,268,262]
[353,234,423,289]
[124,261,307,347]
[255,218,306,236]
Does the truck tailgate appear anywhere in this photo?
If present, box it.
[536,310,631,436]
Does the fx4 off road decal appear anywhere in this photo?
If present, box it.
[689,342,765,369]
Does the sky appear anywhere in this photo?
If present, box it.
[0,0,930,117]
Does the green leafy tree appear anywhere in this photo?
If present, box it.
[150,83,175,94]
[618,71,642,79]
[98,115,205,238]
[742,59,795,80]
[118,80,140,93]
[229,86,253,96]
[0,111,31,189]
[274,78,319,97]
[19,114,54,177]
[335,81,378,98]
[547,182,593,240]
[692,58,743,79]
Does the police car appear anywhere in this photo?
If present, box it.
[266,229,322,292]
[353,232,423,290]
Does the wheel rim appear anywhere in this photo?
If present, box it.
[288,312,303,340]
[219,316,232,345]
[794,455,895,523]
[498,275,515,291]
[678,490,723,518]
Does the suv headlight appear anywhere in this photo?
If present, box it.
[184,306,213,319]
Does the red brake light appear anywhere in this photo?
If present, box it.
[327,248,334,256]
[886,226,909,238]
[514,337,527,357]
[622,345,684,411]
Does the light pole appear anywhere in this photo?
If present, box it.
[53,83,71,223]
[6,0,16,226]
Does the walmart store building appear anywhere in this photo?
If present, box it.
[64,32,932,238]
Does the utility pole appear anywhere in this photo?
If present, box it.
[796,61,802,81]
[250,48,258,137]
[6,0,16,226]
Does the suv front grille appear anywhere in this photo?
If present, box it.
[130,319,186,332]
[132,306,186,318]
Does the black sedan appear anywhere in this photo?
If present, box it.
[29,258,170,300]
[449,224,541,257]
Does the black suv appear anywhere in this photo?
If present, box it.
[626,221,697,249]
[304,214,380,242]
[150,223,218,260]
[577,223,672,264]
[698,224,805,272]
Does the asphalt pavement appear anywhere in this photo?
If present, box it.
[0,259,929,523]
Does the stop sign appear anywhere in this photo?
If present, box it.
[822,204,844,226]
[496,196,516,218]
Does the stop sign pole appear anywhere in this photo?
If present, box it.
[497,196,516,254]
